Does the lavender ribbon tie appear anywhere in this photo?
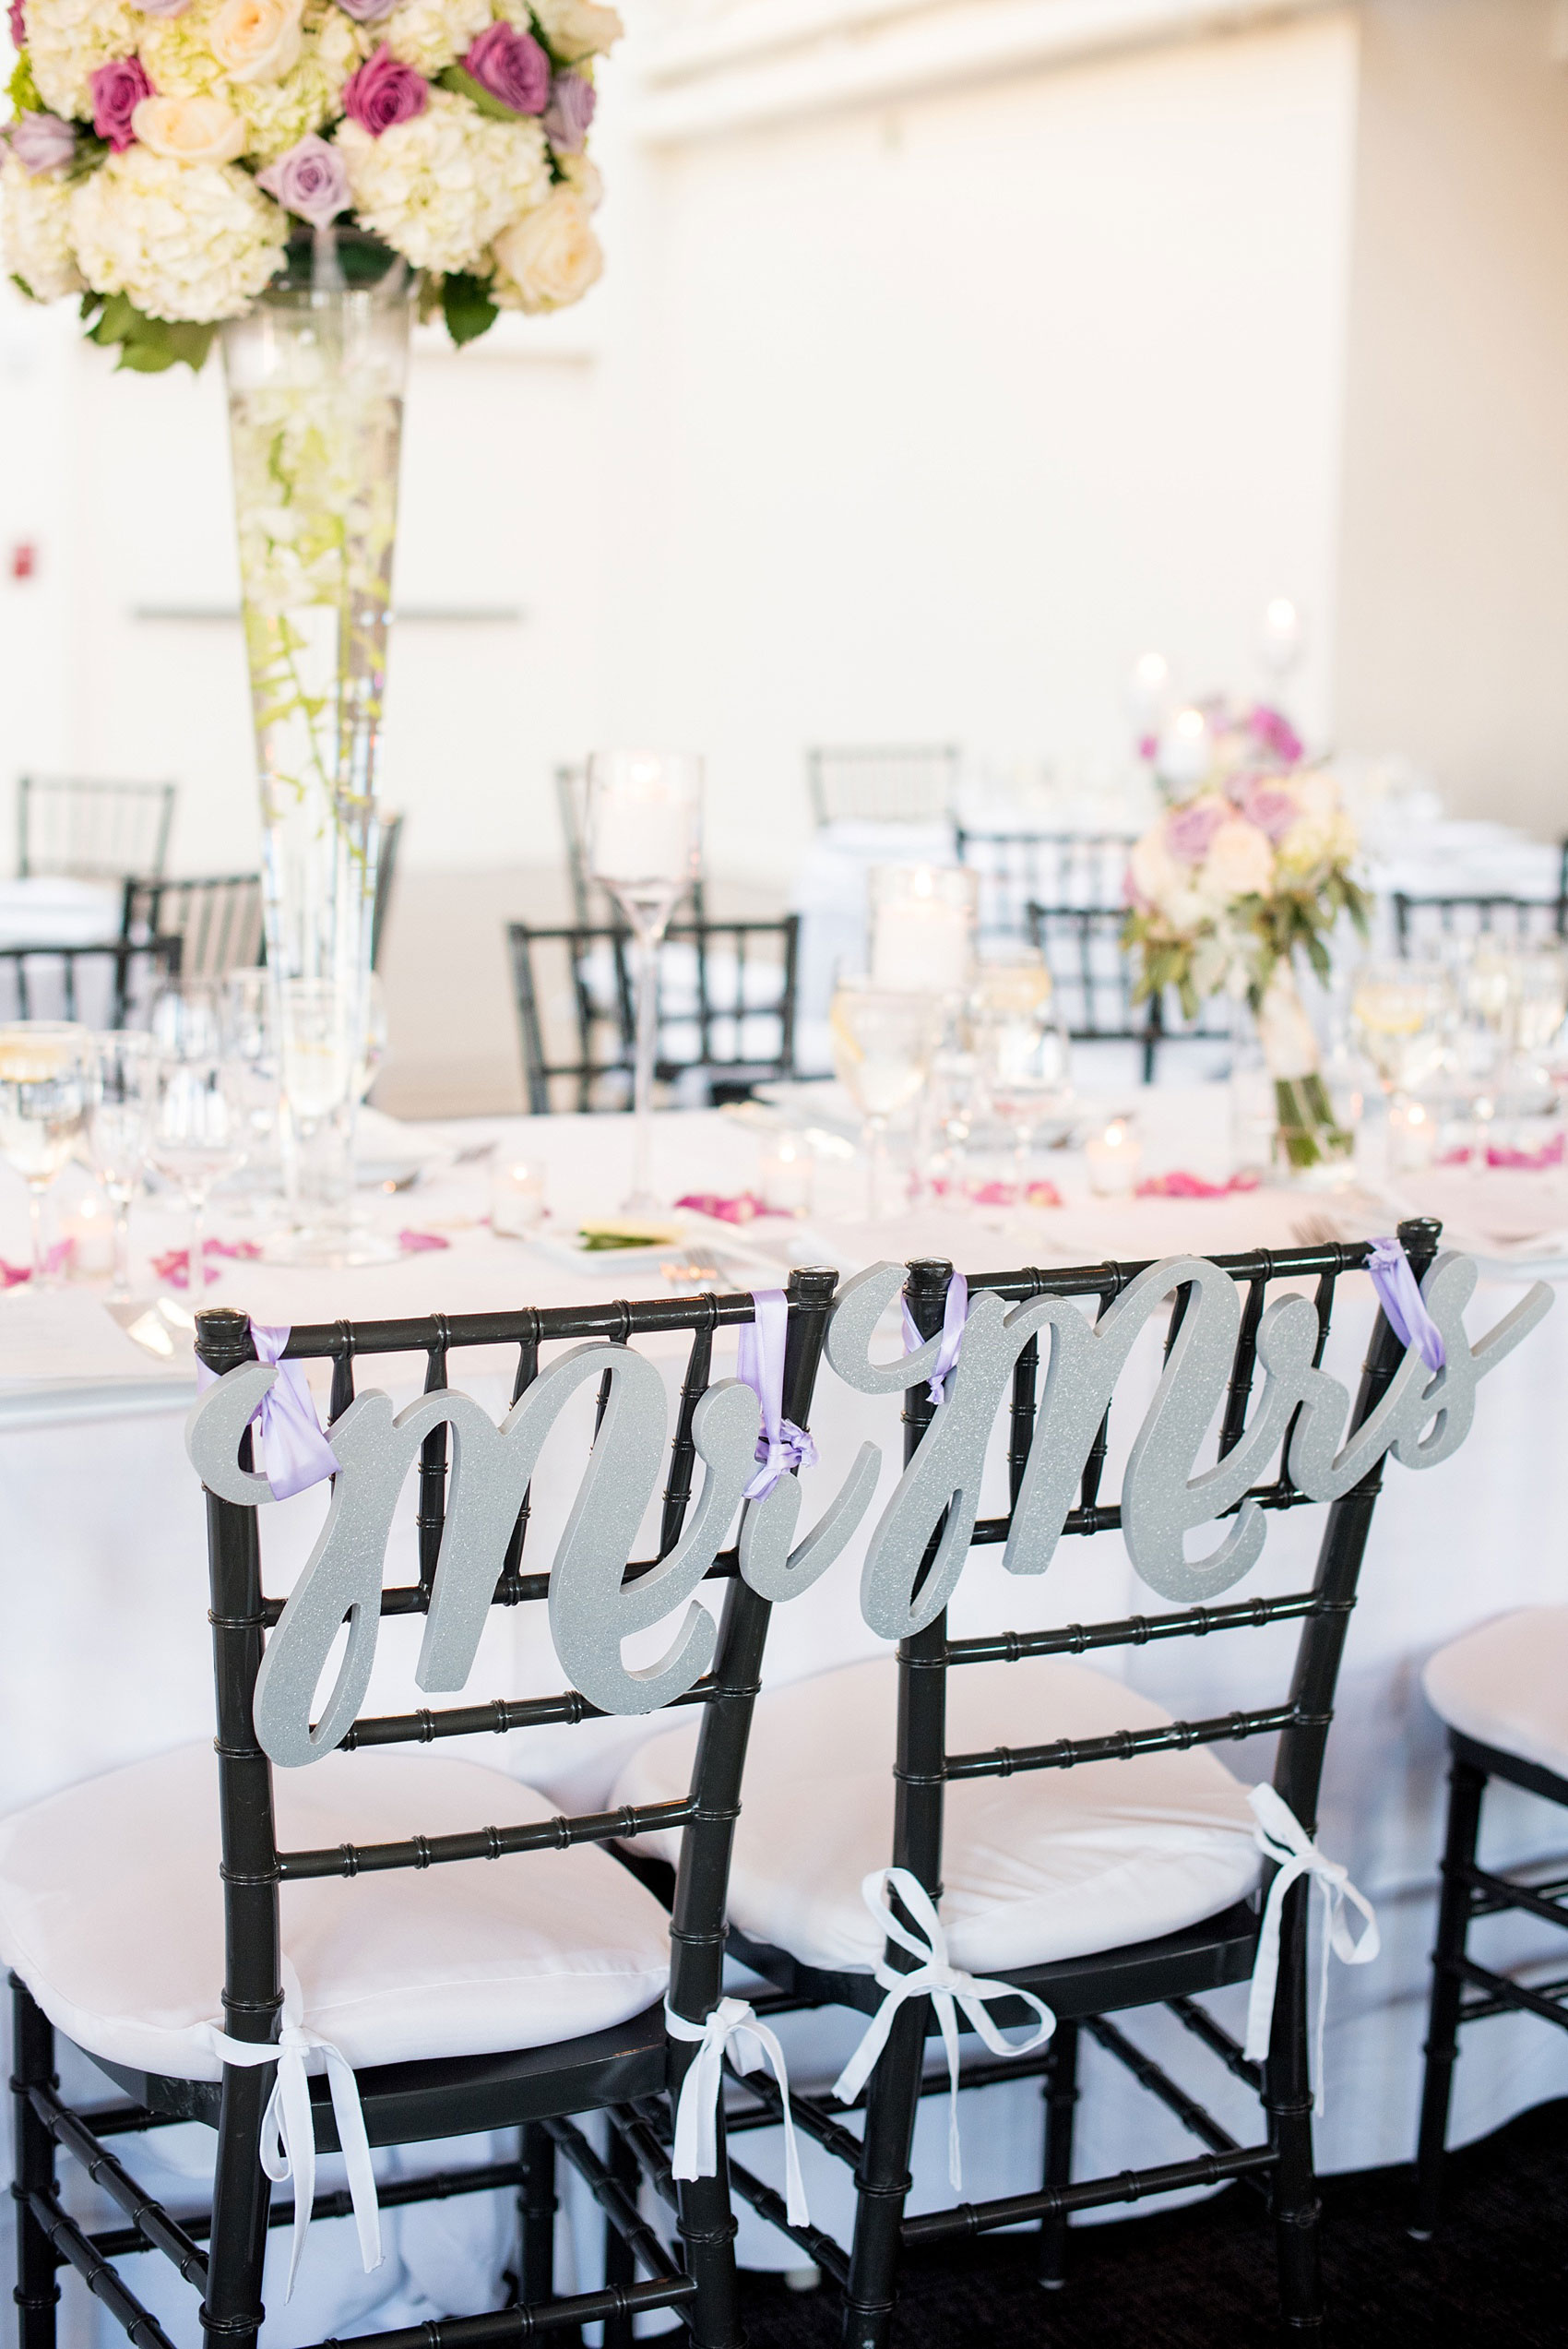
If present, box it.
[1366,1237,1445,1372]
[739,1290,817,1501]
[902,1271,969,1406]
[196,1321,340,1501]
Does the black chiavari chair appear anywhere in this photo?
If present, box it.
[2,1270,841,2349]
[0,936,180,1029]
[120,875,265,986]
[18,778,176,883]
[509,916,800,1115]
[806,747,959,831]
[956,829,1132,942]
[1024,901,1230,1084]
[616,1223,1495,2343]
[1411,1607,1568,2235]
[1393,892,1568,953]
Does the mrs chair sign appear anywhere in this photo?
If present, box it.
[0,1269,881,2349]
[618,1227,1550,2344]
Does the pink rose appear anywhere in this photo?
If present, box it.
[7,4,25,50]
[341,43,428,137]
[1164,799,1226,865]
[256,132,350,227]
[461,20,550,113]
[90,56,154,154]
[542,68,595,150]
[1247,703,1304,768]
[7,112,77,174]
[1241,781,1301,844]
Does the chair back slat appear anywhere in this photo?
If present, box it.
[508,916,801,1113]
[808,745,959,829]
[417,1332,451,1602]
[956,828,1132,940]
[0,937,179,1027]
[1394,890,1568,951]
[18,776,176,883]
[121,873,266,984]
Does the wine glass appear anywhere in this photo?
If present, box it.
[148,984,247,1297]
[89,1031,155,1304]
[586,750,703,1213]
[1350,961,1448,1097]
[971,957,1073,1200]
[0,1023,95,1289]
[829,976,939,1221]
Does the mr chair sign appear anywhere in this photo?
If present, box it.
[186,1341,882,1763]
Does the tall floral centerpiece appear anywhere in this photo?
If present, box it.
[1123,700,1371,1175]
[2,0,619,1255]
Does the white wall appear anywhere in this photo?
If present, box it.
[1333,0,1568,836]
[600,6,1361,881]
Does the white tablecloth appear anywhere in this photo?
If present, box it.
[2,1095,1566,2345]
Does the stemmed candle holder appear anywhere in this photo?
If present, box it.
[587,749,704,1213]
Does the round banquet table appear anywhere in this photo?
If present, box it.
[1,1091,1566,2347]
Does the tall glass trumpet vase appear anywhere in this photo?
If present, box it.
[586,752,704,1214]
[221,241,410,1265]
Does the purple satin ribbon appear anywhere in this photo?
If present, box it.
[1366,1238,1445,1373]
[902,1272,969,1406]
[196,1321,340,1501]
[739,1291,818,1501]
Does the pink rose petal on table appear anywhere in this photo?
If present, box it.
[152,1238,262,1291]
[398,1228,450,1253]
[1135,1171,1261,1198]
[673,1191,790,1225]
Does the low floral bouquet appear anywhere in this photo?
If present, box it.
[1,0,619,367]
[1123,706,1372,1172]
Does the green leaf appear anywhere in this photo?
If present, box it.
[86,292,216,375]
[436,64,525,123]
[441,270,500,347]
[9,273,37,304]
[7,51,42,117]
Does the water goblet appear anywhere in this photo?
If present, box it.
[829,976,939,1221]
[148,984,248,1297]
[971,957,1073,1201]
[89,1031,155,1303]
[1350,960,1448,1097]
[0,1022,95,1288]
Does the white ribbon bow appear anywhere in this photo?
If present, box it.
[206,1961,382,2300]
[1242,1784,1381,2116]
[665,1997,810,2226]
[832,1868,1055,2193]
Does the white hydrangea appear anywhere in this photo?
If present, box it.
[383,0,491,78]
[136,0,232,101]
[0,152,83,301]
[70,148,290,322]
[336,89,549,274]
[28,0,141,119]
[232,6,370,163]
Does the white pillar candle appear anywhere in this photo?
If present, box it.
[1085,1116,1143,1198]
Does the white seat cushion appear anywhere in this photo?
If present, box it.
[0,1745,672,2083]
[1422,1606,1568,1782]
[613,1656,1261,1977]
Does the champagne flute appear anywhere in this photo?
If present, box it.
[829,976,939,1221]
[1350,961,1448,1096]
[221,968,281,1199]
[148,984,247,1297]
[586,750,703,1212]
[89,1031,155,1304]
[972,959,1073,1200]
[0,1023,95,1289]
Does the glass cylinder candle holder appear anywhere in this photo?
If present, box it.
[491,1159,548,1236]
[869,865,977,997]
[759,1132,814,1218]
[1085,1115,1143,1198]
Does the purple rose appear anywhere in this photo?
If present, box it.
[1247,702,1304,768]
[341,44,429,137]
[334,0,398,18]
[1165,800,1226,865]
[461,20,550,114]
[90,56,153,155]
[256,133,350,229]
[131,1,194,18]
[7,111,77,175]
[6,4,25,52]
[542,69,595,151]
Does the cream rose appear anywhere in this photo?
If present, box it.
[210,0,306,85]
[528,0,624,64]
[1128,831,1206,934]
[491,188,602,313]
[130,93,249,163]
[1199,818,1275,906]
